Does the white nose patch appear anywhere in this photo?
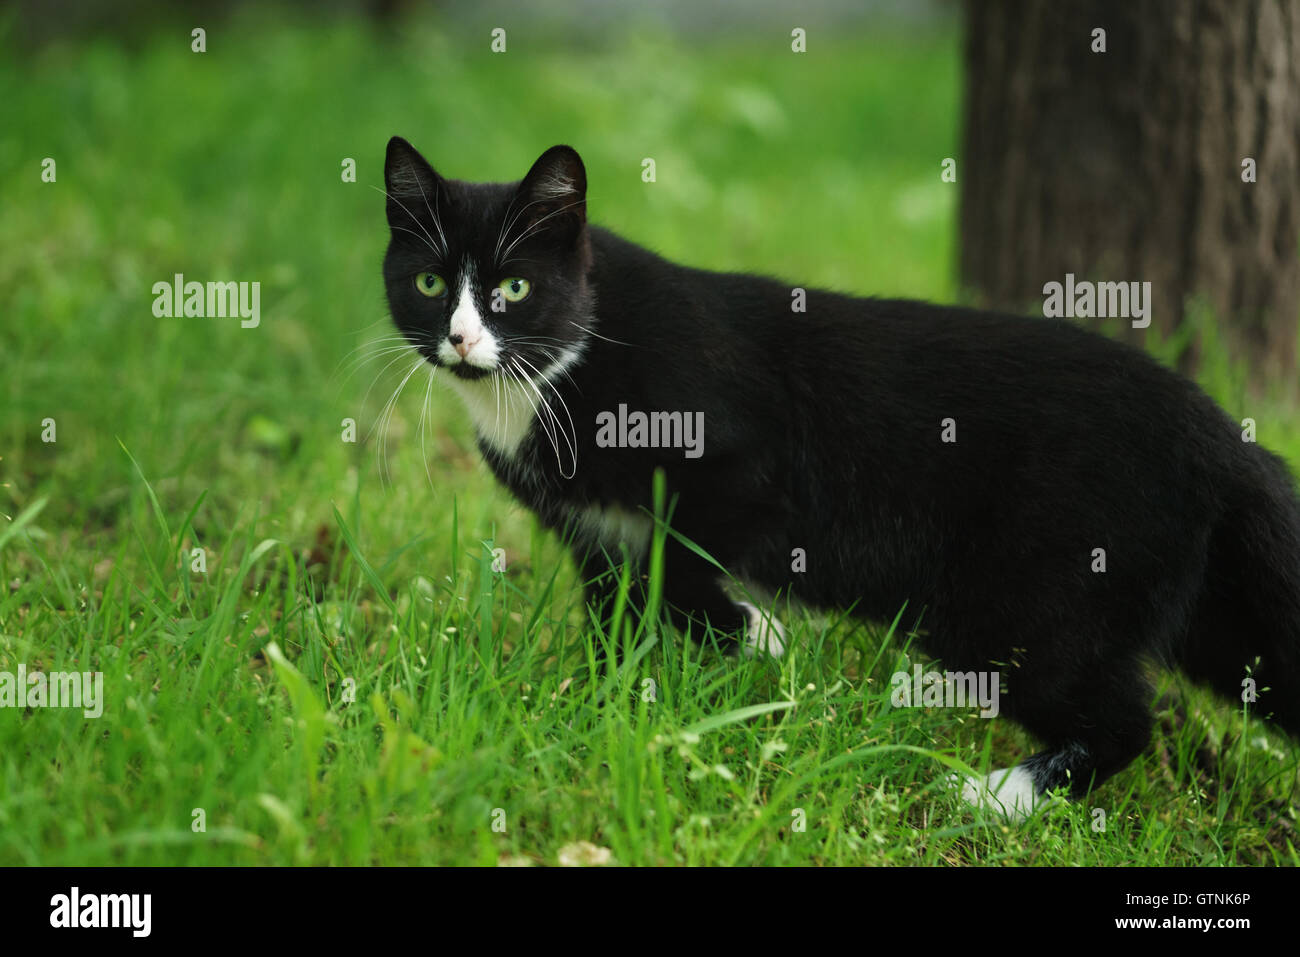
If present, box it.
[438,268,500,369]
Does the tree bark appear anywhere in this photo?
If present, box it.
[960,0,1300,385]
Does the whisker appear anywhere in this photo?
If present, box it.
[375,356,426,488]
[334,338,429,385]
[515,355,577,478]
[493,193,526,263]
[500,335,574,345]
[388,224,442,259]
[413,174,450,259]
[370,184,444,257]
[360,346,425,413]
[418,363,438,490]
[492,362,504,446]
[506,359,560,469]
[498,199,587,265]
[494,196,551,266]
[500,336,584,389]
[569,320,635,348]
[528,345,581,391]
[497,256,541,271]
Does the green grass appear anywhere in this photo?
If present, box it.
[1,7,1298,865]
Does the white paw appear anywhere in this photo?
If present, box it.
[738,601,786,659]
[952,766,1049,821]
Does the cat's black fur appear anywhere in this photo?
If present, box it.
[381,137,1300,803]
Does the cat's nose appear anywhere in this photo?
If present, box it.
[448,332,479,358]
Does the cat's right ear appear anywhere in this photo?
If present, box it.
[384,136,444,228]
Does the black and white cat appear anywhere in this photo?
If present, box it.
[381,137,1300,815]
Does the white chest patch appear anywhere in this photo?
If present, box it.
[573,503,653,560]
[442,374,536,458]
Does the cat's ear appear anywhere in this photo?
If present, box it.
[384,136,444,227]
[514,145,587,235]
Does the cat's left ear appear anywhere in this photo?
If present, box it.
[515,145,587,235]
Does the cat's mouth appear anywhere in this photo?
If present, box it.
[413,343,497,380]
[448,363,494,381]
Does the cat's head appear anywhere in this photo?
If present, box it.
[382,137,593,383]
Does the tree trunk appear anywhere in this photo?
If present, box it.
[960,0,1300,385]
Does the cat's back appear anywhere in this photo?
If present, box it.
[584,229,1255,494]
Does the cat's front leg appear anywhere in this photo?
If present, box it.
[734,601,787,659]
[660,543,786,659]
[574,547,647,667]
[574,534,787,662]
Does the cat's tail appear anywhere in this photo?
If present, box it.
[1181,452,1300,737]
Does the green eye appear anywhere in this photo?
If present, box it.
[498,277,531,303]
[414,272,447,298]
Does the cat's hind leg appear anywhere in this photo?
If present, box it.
[956,651,1155,818]
[958,765,1048,819]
